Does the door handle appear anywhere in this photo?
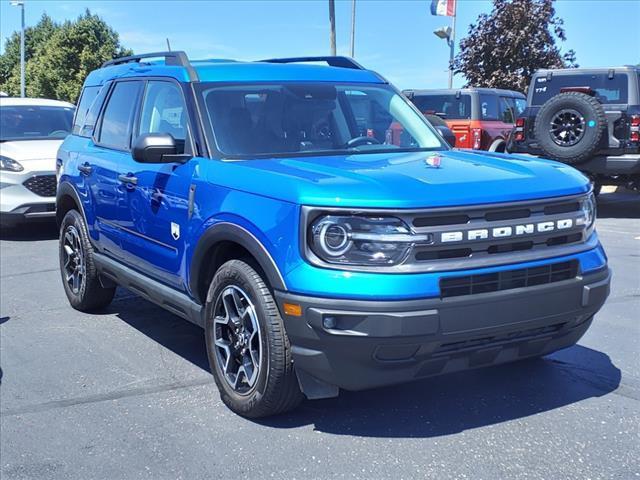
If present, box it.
[118,173,138,186]
[77,163,93,175]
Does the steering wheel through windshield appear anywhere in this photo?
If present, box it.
[346,136,382,148]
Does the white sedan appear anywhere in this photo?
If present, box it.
[0,97,75,228]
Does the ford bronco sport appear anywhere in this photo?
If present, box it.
[57,52,611,418]
[509,66,640,193]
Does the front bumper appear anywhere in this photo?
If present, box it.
[275,267,611,397]
[0,170,56,224]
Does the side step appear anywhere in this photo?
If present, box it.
[94,253,204,328]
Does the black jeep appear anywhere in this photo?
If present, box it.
[509,66,640,193]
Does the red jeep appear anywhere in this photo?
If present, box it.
[404,88,526,152]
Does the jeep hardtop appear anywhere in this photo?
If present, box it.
[57,52,611,417]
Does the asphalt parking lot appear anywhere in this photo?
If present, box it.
[0,191,638,480]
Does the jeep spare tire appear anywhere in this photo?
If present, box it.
[534,92,606,164]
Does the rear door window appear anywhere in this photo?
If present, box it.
[97,81,142,150]
[479,94,499,120]
[531,73,629,105]
[499,96,515,123]
[411,94,471,120]
[514,98,527,117]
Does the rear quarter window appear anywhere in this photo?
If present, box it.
[411,94,471,120]
[531,73,629,105]
[72,86,100,135]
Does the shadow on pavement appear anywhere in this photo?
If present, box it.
[0,220,58,241]
[107,293,620,438]
[596,190,639,219]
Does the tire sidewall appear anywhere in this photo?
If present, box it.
[534,93,605,163]
[59,210,89,306]
[204,262,271,411]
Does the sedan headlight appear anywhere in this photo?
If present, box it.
[578,192,596,231]
[309,215,431,266]
[0,155,24,172]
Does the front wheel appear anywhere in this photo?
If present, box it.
[204,259,303,418]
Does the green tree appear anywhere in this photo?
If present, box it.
[0,13,58,92]
[453,0,577,92]
[0,10,131,102]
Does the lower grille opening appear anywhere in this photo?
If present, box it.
[440,260,579,298]
[435,322,567,355]
[23,175,57,197]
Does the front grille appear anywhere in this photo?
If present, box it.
[409,196,586,266]
[440,260,579,298]
[23,175,57,197]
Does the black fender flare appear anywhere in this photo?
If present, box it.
[189,222,287,303]
[56,181,86,226]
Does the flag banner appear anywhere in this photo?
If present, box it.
[430,0,456,16]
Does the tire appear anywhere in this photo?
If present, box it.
[59,209,116,312]
[534,92,606,164]
[204,259,303,418]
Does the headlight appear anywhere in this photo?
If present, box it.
[0,155,24,172]
[578,192,596,230]
[309,215,431,266]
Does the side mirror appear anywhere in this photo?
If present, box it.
[132,133,188,163]
[435,125,456,147]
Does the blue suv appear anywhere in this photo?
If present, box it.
[57,52,611,417]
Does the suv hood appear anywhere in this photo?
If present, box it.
[212,150,590,208]
[0,139,63,162]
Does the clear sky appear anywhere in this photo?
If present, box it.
[1,0,639,90]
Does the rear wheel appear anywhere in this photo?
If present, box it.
[204,259,303,418]
[59,209,115,311]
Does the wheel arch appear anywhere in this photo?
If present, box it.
[488,138,506,152]
[190,222,287,305]
[56,181,85,227]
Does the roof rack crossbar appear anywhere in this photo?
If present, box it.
[101,51,199,81]
[259,56,366,71]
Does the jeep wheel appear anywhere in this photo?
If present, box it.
[534,92,606,164]
[59,209,116,311]
[204,259,303,418]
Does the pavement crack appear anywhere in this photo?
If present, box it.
[0,376,214,417]
[1,267,59,279]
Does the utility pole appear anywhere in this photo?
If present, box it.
[329,0,336,56]
[350,0,356,57]
[11,1,25,97]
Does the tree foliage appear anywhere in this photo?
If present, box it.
[453,0,577,92]
[0,10,131,102]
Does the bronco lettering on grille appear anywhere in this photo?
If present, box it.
[441,218,574,243]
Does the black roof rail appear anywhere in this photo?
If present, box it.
[259,56,366,71]
[101,51,199,81]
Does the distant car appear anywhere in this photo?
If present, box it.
[403,88,526,152]
[508,66,640,193]
[0,97,75,228]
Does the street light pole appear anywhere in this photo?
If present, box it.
[448,13,456,89]
[11,1,25,97]
[329,0,336,56]
[350,0,356,58]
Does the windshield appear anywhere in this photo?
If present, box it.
[199,83,446,157]
[0,105,75,141]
